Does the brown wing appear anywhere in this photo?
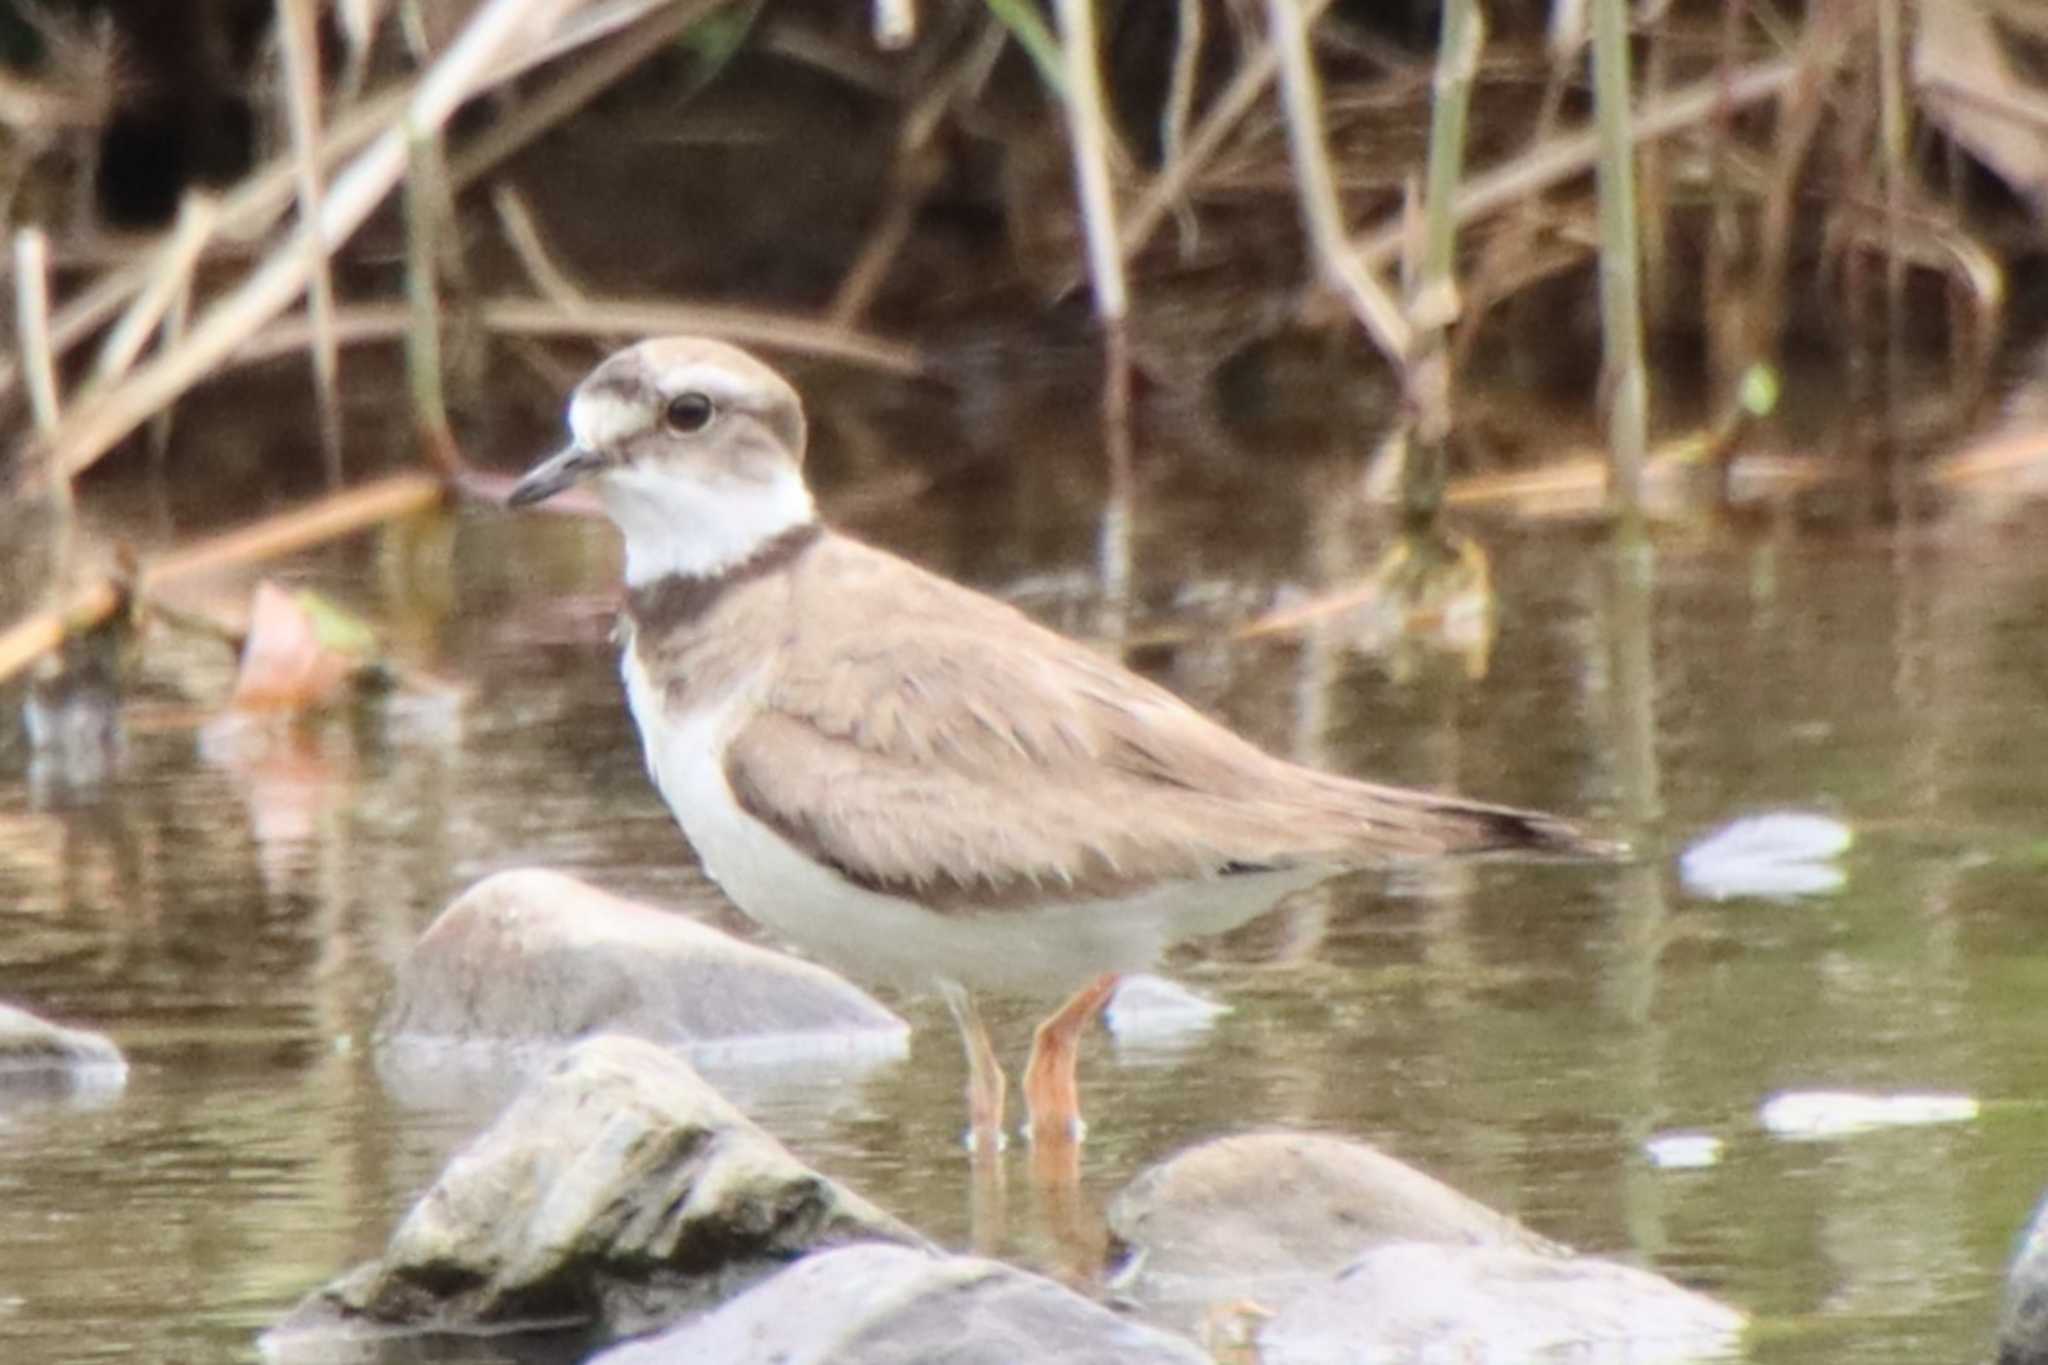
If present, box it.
[717,538,1600,911]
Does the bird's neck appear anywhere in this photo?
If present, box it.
[623,520,824,638]
[604,465,817,587]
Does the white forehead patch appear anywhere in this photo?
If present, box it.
[568,386,647,452]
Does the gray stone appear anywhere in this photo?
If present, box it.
[267,1036,924,1353]
[383,867,909,1057]
[590,1243,1210,1365]
[2000,1187,2048,1365]
[1109,1131,1745,1361]
[1110,1130,1557,1305]
[1260,1242,1747,1364]
[0,1001,126,1101]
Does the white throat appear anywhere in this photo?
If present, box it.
[601,463,816,586]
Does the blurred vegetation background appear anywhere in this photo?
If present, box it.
[0,0,2045,658]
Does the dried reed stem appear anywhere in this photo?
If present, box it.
[13,228,62,436]
[1877,0,1909,319]
[1266,0,1410,362]
[1051,0,1136,623]
[1103,0,1335,288]
[88,193,221,392]
[0,474,445,688]
[1592,0,1647,527]
[404,118,457,474]
[40,0,584,488]
[0,84,409,411]
[1402,0,1484,522]
[1052,0,1129,329]
[829,20,1006,327]
[236,297,924,376]
[448,0,718,193]
[14,227,73,596]
[492,186,591,309]
[0,0,680,416]
[1352,54,1798,275]
[278,0,346,482]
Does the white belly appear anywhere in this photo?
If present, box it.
[621,648,1316,996]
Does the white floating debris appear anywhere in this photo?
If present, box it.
[1759,1090,1979,1140]
[1104,974,1230,1045]
[1679,811,1854,901]
[1644,1132,1724,1169]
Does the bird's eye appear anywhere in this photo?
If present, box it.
[664,392,714,433]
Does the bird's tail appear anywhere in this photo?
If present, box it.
[1327,778,1627,862]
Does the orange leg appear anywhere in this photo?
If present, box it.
[1022,972,1120,1144]
[940,981,1007,1155]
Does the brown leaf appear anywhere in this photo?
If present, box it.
[228,581,355,712]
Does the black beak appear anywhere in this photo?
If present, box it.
[507,445,605,507]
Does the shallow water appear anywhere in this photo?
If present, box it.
[3,380,2047,1364]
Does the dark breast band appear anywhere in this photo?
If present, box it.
[623,520,823,637]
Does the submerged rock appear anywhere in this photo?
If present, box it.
[267,1036,923,1353]
[590,1242,1209,1365]
[1679,811,1852,901]
[0,1001,126,1101]
[1109,1131,1744,1362]
[1259,1241,1747,1364]
[1111,1130,1558,1298]
[1999,1187,2048,1365]
[383,867,909,1058]
[1104,973,1231,1051]
[1759,1089,1979,1140]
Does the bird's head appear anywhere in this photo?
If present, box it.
[509,336,814,583]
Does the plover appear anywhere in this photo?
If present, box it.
[509,337,1610,1148]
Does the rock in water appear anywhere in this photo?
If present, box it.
[589,1243,1210,1365]
[266,1035,924,1354]
[0,1001,126,1103]
[2000,1188,2048,1365]
[384,867,909,1054]
[1108,1130,1745,1361]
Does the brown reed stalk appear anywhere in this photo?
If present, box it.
[830,19,1007,327]
[1266,0,1409,363]
[37,0,587,489]
[1592,0,1647,528]
[1352,54,1798,278]
[1049,0,1135,627]
[278,0,346,483]
[1401,0,1484,524]
[404,117,458,475]
[13,228,61,438]
[14,227,74,596]
[0,474,446,688]
[87,193,221,392]
[236,297,924,376]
